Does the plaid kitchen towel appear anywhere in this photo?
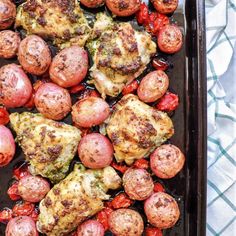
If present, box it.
[206,0,236,235]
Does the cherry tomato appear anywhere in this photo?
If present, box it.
[96,207,113,231]
[153,13,169,34]
[111,193,134,209]
[153,182,165,193]
[122,80,139,95]
[7,182,21,201]
[133,159,149,169]
[152,58,169,71]
[0,107,9,125]
[146,227,163,236]
[136,3,149,25]
[30,207,39,222]
[156,92,179,112]
[111,161,129,174]
[12,202,35,217]
[0,208,13,224]
[13,162,30,180]
[70,84,86,94]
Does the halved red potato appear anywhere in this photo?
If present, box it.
[49,46,88,88]
[80,0,105,8]
[151,0,178,14]
[77,220,105,236]
[106,0,141,17]
[137,70,169,103]
[0,0,16,30]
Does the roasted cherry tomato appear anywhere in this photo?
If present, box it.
[0,208,13,224]
[7,182,21,201]
[152,58,169,71]
[96,207,113,231]
[136,3,149,25]
[153,13,169,34]
[146,227,163,236]
[30,207,39,222]
[70,84,86,94]
[133,159,149,169]
[156,92,179,112]
[13,162,30,180]
[122,80,139,95]
[111,193,134,209]
[111,161,129,174]
[0,107,9,125]
[153,182,165,193]
[12,202,35,217]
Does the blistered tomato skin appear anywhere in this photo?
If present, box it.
[137,70,169,103]
[150,144,185,179]
[34,82,72,120]
[123,168,154,200]
[80,0,105,8]
[6,216,38,236]
[18,35,52,75]
[0,0,16,30]
[0,64,33,108]
[109,209,144,236]
[0,125,15,167]
[18,175,50,203]
[77,220,105,236]
[106,0,141,17]
[151,0,178,14]
[0,107,9,125]
[158,25,183,54]
[72,97,110,128]
[144,192,180,229]
[78,133,113,169]
[50,46,88,88]
[0,30,21,59]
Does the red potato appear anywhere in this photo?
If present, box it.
[151,0,178,14]
[72,97,110,128]
[0,30,21,59]
[0,125,15,167]
[77,220,105,236]
[78,133,113,169]
[18,175,50,203]
[6,216,38,236]
[106,0,141,17]
[144,192,180,229]
[80,0,105,8]
[50,46,88,88]
[158,25,183,54]
[137,70,169,103]
[150,144,185,179]
[108,209,144,236]
[34,82,72,120]
[0,64,33,108]
[123,168,154,200]
[0,0,16,30]
[18,35,52,75]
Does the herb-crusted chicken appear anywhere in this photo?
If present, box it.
[15,0,91,48]
[37,164,121,236]
[107,94,174,165]
[87,13,156,98]
[9,112,81,183]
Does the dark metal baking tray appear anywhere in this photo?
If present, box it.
[0,0,207,235]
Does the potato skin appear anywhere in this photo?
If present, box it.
[151,0,178,14]
[78,133,113,169]
[0,64,32,108]
[18,175,50,203]
[72,97,110,128]
[0,0,16,30]
[18,35,52,75]
[150,144,185,179]
[106,0,141,16]
[6,216,38,236]
[0,30,21,59]
[108,209,144,236]
[80,0,105,8]
[50,46,88,88]
[144,192,180,229]
[123,168,154,200]
[158,25,183,54]
[34,82,72,120]
[137,70,169,103]
[77,220,105,236]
